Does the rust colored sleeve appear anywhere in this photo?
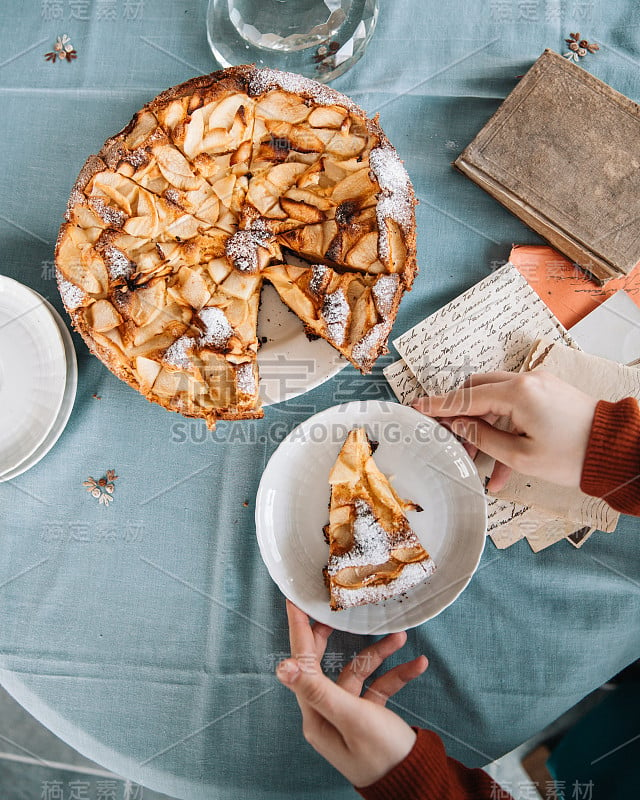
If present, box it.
[580,398,640,516]
[356,728,513,800]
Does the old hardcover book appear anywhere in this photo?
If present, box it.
[454,49,640,283]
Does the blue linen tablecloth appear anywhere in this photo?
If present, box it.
[1,2,639,798]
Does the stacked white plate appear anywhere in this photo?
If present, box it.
[0,276,77,482]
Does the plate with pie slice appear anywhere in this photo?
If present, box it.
[0,277,67,476]
[255,400,487,634]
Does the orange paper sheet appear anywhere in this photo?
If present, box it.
[509,245,640,329]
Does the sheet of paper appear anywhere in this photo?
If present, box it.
[493,341,640,533]
[524,516,589,552]
[383,263,584,551]
[568,290,640,364]
[510,244,640,329]
[566,527,596,549]
[486,499,585,550]
[383,357,540,549]
[393,263,574,395]
[382,358,422,405]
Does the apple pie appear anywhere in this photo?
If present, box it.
[55,66,417,428]
[324,427,435,611]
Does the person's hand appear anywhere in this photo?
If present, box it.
[276,600,428,788]
[412,370,598,493]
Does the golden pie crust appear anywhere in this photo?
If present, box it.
[55,66,417,428]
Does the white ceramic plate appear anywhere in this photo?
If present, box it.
[257,283,346,406]
[0,277,67,476]
[255,400,487,634]
[0,290,77,482]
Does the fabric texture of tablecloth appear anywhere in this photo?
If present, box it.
[0,2,639,798]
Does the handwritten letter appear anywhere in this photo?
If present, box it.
[384,263,584,549]
[393,264,573,395]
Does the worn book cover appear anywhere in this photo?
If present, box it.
[454,49,640,283]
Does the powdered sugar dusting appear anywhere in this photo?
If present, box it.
[104,246,134,281]
[351,323,388,367]
[247,67,357,111]
[322,289,349,346]
[126,148,149,168]
[89,197,125,228]
[236,362,256,396]
[309,264,328,295]
[225,227,270,273]
[164,189,181,205]
[246,216,272,242]
[369,146,413,260]
[198,306,234,348]
[58,276,85,309]
[372,274,399,317]
[164,336,196,370]
[328,499,391,574]
[327,497,436,608]
[330,559,436,610]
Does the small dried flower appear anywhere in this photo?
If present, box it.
[45,34,77,64]
[314,40,341,69]
[59,34,71,50]
[83,469,118,505]
[563,31,598,63]
[313,51,333,65]
[315,60,333,74]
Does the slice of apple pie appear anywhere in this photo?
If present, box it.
[263,264,403,373]
[56,66,417,428]
[324,427,435,611]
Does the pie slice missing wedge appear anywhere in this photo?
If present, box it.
[56,66,418,428]
[324,427,435,611]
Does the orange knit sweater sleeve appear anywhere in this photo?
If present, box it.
[580,397,640,515]
[357,729,511,800]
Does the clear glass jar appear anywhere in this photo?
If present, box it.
[207,0,379,82]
